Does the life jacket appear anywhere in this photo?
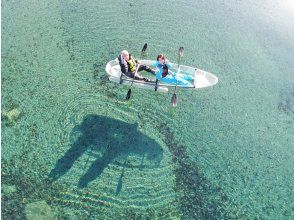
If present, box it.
[155,62,169,78]
[127,59,136,73]
[162,64,168,78]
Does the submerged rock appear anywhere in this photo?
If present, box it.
[25,200,57,220]
[2,108,22,125]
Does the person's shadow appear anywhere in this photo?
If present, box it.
[49,114,163,189]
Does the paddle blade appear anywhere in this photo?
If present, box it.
[178,46,184,68]
[141,43,148,58]
[171,93,178,107]
[179,47,184,57]
[142,43,148,53]
[126,89,132,100]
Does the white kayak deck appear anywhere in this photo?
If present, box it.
[105,59,218,93]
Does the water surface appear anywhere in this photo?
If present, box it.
[2,0,294,219]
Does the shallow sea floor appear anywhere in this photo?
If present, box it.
[2,0,294,219]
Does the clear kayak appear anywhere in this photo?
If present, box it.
[105,59,218,93]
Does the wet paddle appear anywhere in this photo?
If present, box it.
[126,64,140,100]
[171,47,184,107]
[142,43,147,54]
[126,43,148,100]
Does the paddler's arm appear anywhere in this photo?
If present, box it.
[119,54,128,74]
[153,61,162,80]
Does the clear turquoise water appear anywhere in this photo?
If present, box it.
[2,0,294,219]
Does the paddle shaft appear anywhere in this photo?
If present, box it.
[126,44,148,99]
[171,47,184,107]
[174,47,184,94]
[130,63,140,87]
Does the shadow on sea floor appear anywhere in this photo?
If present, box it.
[49,114,163,188]
[156,123,234,219]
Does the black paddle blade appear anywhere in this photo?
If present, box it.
[141,43,148,58]
[142,43,148,53]
[179,47,184,57]
[126,89,132,100]
[171,93,178,107]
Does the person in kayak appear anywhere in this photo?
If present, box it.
[153,54,193,86]
[118,50,154,81]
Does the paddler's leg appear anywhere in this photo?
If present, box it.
[136,66,152,81]
[175,76,191,87]
[127,71,149,81]
[139,65,156,75]
[178,73,193,81]
[160,75,191,87]
[160,76,176,84]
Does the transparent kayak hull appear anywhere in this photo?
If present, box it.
[105,59,218,93]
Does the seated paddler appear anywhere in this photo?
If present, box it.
[153,54,194,87]
[118,50,155,82]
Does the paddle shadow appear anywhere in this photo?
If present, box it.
[115,160,127,195]
[49,114,163,188]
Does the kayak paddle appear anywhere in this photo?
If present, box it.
[142,43,147,54]
[126,64,140,100]
[126,43,148,100]
[171,47,184,107]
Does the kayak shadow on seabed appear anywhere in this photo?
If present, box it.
[49,114,163,188]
